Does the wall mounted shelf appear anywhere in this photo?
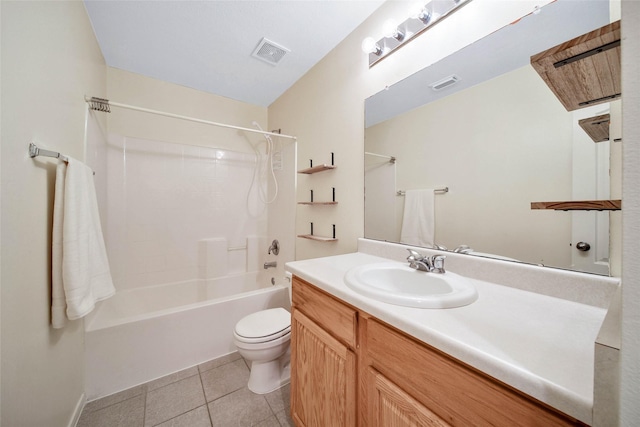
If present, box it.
[297,164,336,174]
[298,223,337,242]
[298,201,338,205]
[578,114,610,143]
[531,200,621,211]
[298,155,337,240]
[531,21,621,111]
[297,234,338,242]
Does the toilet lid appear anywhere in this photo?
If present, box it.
[235,307,291,340]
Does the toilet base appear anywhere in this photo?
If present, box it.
[247,348,291,394]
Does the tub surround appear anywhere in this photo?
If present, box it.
[285,239,620,425]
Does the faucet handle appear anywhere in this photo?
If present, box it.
[406,248,423,261]
[431,255,446,274]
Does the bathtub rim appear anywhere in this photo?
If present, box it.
[85,281,287,332]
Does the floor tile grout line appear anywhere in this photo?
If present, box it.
[147,372,200,395]
[148,404,210,427]
[148,374,209,426]
[204,384,248,404]
[198,354,243,375]
[142,388,148,427]
[82,388,147,416]
[196,370,215,427]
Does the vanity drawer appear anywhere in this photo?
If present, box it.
[292,276,357,348]
[364,317,586,427]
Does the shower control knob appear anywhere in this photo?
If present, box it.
[268,239,280,255]
[576,242,591,252]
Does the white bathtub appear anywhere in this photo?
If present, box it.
[84,273,290,401]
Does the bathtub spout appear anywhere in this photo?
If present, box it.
[264,261,277,269]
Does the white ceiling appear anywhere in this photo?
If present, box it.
[84,0,385,107]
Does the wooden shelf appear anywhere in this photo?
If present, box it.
[297,164,336,174]
[298,201,338,205]
[531,199,621,211]
[579,114,610,142]
[297,234,338,242]
[531,21,621,111]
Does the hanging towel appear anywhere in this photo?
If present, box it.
[400,189,435,247]
[52,158,115,329]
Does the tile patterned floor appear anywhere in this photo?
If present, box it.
[78,352,294,427]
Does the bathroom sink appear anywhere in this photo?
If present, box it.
[344,262,478,309]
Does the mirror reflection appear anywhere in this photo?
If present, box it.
[364,0,619,275]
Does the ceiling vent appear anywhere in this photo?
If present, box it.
[252,38,290,66]
[430,74,460,91]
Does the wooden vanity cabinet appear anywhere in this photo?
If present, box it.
[291,277,358,427]
[291,277,587,427]
[361,316,587,427]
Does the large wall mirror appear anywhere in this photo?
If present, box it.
[364,0,620,275]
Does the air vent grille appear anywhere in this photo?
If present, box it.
[252,38,290,66]
[430,74,460,91]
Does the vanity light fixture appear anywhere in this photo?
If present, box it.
[363,0,472,67]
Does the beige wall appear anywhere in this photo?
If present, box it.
[269,0,552,261]
[0,1,106,426]
[106,67,268,153]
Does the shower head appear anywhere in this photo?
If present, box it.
[252,122,273,145]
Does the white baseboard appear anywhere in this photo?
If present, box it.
[68,392,86,427]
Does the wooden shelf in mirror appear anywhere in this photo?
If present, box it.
[297,164,336,174]
[531,21,620,111]
[531,200,621,211]
[297,234,338,242]
[298,201,338,205]
[579,114,610,142]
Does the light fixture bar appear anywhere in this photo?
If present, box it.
[366,0,472,68]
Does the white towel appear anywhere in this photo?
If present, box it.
[52,158,115,328]
[400,189,435,247]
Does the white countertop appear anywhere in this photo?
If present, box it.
[286,251,610,425]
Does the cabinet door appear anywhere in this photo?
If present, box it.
[365,318,585,426]
[291,309,357,427]
[367,368,451,427]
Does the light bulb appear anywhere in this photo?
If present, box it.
[361,37,382,55]
[385,20,399,36]
[408,2,423,18]
[409,2,432,24]
[383,19,405,42]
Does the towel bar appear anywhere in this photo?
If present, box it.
[397,187,448,196]
[29,143,69,162]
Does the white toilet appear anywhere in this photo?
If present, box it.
[233,306,291,394]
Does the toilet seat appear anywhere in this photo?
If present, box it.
[234,308,291,344]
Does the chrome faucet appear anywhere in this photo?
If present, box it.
[406,249,446,274]
[264,261,277,269]
[406,249,432,271]
[453,245,473,254]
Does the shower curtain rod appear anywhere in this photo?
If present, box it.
[84,96,297,141]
